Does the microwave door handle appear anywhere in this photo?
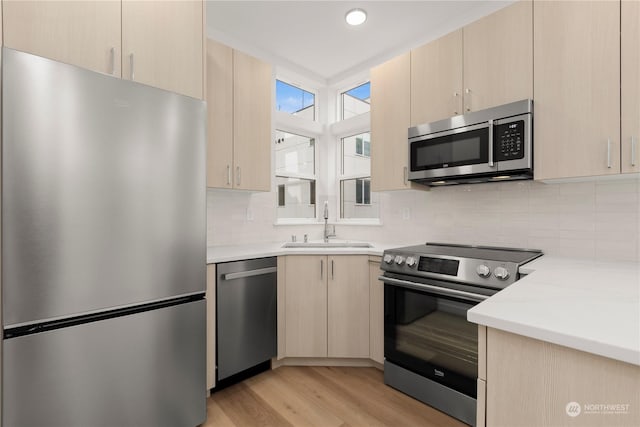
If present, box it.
[488,119,495,168]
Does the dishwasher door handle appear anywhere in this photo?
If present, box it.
[223,267,277,281]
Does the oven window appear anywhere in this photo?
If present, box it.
[411,128,489,171]
[384,284,478,397]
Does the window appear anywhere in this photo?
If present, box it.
[341,81,370,120]
[275,130,316,219]
[340,132,379,219]
[276,80,316,120]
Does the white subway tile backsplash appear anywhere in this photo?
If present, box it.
[207,178,640,262]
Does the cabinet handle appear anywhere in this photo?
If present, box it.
[607,138,612,169]
[109,47,115,75]
[465,88,471,112]
[331,260,334,280]
[320,259,324,280]
[403,166,408,185]
[453,92,459,115]
[632,136,637,167]
[226,165,231,185]
[129,53,135,80]
[488,119,495,168]
[236,166,241,186]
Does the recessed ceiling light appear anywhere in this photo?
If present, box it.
[345,8,367,26]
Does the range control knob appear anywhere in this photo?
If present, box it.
[394,255,405,265]
[383,254,394,264]
[494,266,510,281]
[406,257,417,268]
[476,264,491,278]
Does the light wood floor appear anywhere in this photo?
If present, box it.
[202,366,467,427]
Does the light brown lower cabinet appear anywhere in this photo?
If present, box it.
[368,256,384,365]
[483,328,640,427]
[206,264,216,390]
[279,255,370,360]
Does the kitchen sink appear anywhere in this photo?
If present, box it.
[282,241,373,248]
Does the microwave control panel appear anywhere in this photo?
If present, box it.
[495,120,525,161]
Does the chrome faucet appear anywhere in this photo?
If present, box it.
[323,201,335,243]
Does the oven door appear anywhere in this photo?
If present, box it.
[382,275,494,398]
[408,122,495,181]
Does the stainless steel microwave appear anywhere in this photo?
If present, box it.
[408,99,533,186]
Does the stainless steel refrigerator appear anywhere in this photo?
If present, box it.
[1,48,207,427]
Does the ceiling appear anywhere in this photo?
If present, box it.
[206,1,514,85]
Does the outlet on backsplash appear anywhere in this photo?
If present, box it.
[401,208,411,220]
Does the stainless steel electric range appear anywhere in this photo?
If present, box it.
[380,243,542,426]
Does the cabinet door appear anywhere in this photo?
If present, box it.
[486,328,640,426]
[371,52,412,191]
[534,0,620,180]
[622,0,640,174]
[284,256,327,357]
[368,257,384,365]
[463,0,532,112]
[328,256,369,358]
[233,50,272,191]
[122,0,203,99]
[411,30,463,126]
[206,264,216,390]
[206,39,234,188]
[3,0,121,77]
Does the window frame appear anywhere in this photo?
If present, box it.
[338,80,371,121]
[275,79,319,122]
[335,128,380,224]
[274,129,319,221]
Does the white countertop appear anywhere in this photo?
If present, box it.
[206,240,398,264]
[468,256,640,366]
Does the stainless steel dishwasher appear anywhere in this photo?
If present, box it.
[216,257,277,382]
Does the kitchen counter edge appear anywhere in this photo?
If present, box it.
[468,256,640,366]
[207,242,395,264]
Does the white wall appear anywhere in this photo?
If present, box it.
[207,178,640,262]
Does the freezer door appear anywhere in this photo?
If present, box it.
[3,300,206,427]
[2,48,206,326]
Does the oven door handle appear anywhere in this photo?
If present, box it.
[379,275,490,303]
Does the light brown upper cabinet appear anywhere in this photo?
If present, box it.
[463,0,532,113]
[411,30,463,125]
[3,0,204,99]
[2,1,122,77]
[622,0,640,174]
[534,0,620,180]
[371,52,419,192]
[410,0,532,126]
[233,50,272,192]
[206,39,272,191]
[206,39,234,188]
[122,0,203,99]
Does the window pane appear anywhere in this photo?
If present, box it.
[276,177,316,219]
[275,130,315,176]
[342,82,370,119]
[340,178,379,219]
[278,185,285,207]
[342,132,371,176]
[364,179,370,204]
[276,80,315,120]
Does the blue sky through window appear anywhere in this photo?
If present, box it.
[276,80,315,114]
[344,82,370,101]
